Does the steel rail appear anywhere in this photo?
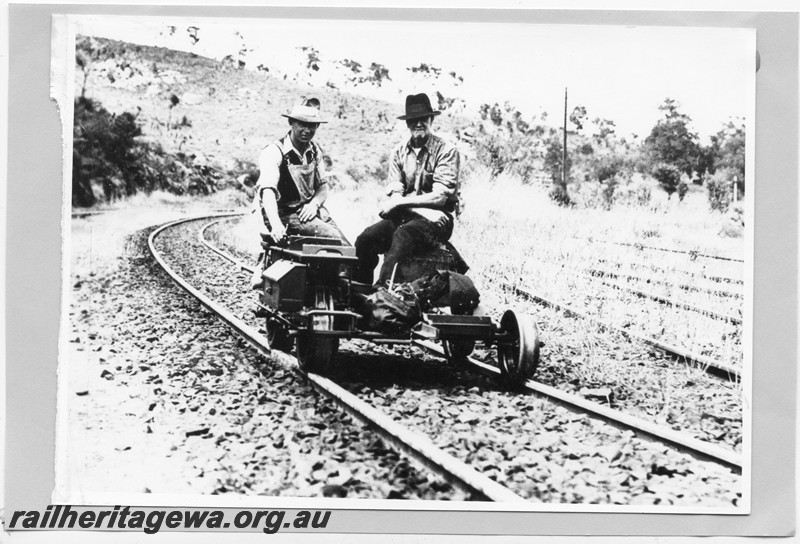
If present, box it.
[585,274,742,324]
[596,258,745,287]
[413,340,742,473]
[199,216,251,271]
[595,239,745,263]
[585,267,743,300]
[495,278,741,382]
[149,216,526,502]
[198,217,743,474]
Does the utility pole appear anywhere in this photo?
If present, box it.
[562,87,568,187]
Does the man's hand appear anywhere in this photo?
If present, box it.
[298,202,319,223]
[378,194,402,219]
[268,222,287,243]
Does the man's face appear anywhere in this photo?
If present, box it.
[406,116,432,145]
[289,119,319,146]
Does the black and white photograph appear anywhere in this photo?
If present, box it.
[53,14,754,514]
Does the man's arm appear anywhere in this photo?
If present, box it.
[385,146,405,196]
[430,143,460,199]
[260,189,286,242]
[256,145,287,241]
[378,186,449,219]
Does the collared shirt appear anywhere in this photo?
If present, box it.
[385,133,461,216]
[255,132,328,208]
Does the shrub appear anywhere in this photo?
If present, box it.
[718,202,745,237]
[639,227,661,239]
[677,181,689,201]
[651,163,682,199]
[728,203,745,227]
[473,133,506,177]
[548,183,572,207]
[570,182,605,210]
[719,222,744,238]
[706,171,734,212]
[600,178,618,210]
[592,153,625,184]
[344,154,389,185]
[614,180,652,207]
[544,138,570,184]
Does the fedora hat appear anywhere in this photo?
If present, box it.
[281,96,328,124]
[397,93,441,120]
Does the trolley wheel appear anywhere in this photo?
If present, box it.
[296,333,339,374]
[265,317,292,352]
[443,340,475,367]
[497,310,540,386]
[296,286,339,374]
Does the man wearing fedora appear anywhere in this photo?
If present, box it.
[251,96,346,287]
[354,93,462,285]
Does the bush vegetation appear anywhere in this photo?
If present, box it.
[705,170,735,213]
[72,96,242,207]
[467,97,745,214]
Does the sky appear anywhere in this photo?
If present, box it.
[75,16,755,142]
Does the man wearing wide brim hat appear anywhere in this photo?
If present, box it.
[354,93,464,285]
[251,96,347,287]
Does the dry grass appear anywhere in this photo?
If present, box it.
[451,171,744,367]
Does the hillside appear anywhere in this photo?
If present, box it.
[75,36,473,204]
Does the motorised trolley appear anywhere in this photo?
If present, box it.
[254,235,541,385]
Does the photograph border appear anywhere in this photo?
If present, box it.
[5,3,798,537]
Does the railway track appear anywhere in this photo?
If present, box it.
[582,271,742,325]
[596,258,745,287]
[152,214,525,502]
[594,239,745,264]
[195,216,742,475]
[584,267,744,300]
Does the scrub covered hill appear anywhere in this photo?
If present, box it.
[72,36,471,207]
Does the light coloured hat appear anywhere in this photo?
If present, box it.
[281,96,328,124]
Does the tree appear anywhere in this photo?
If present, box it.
[592,153,625,183]
[367,62,391,86]
[644,98,701,177]
[187,26,199,45]
[489,103,503,126]
[300,46,321,71]
[652,163,682,200]
[407,63,441,77]
[544,137,570,184]
[436,91,459,112]
[592,118,617,148]
[714,120,746,194]
[695,143,718,183]
[569,106,587,130]
[75,37,109,98]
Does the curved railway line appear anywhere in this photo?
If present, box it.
[190,215,742,475]
[151,215,525,502]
